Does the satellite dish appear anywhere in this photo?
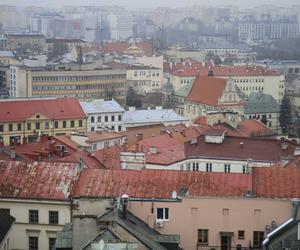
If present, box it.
[172,190,177,199]
[99,239,105,250]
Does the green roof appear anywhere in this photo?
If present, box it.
[175,82,193,97]
[244,92,280,114]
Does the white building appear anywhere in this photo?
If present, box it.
[80,99,125,132]
[124,106,190,128]
[109,12,133,41]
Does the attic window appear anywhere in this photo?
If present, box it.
[36,114,40,118]
[60,110,64,112]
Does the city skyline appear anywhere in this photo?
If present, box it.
[1,0,300,9]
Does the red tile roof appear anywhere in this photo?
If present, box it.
[91,145,122,169]
[0,98,87,122]
[253,167,300,198]
[0,160,79,200]
[102,42,153,56]
[186,76,227,106]
[238,119,276,137]
[171,64,281,77]
[185,136,296,163]
[72,169,253,199]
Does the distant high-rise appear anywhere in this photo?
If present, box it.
[109,12,133,41]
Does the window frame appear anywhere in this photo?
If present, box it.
[29,210,39,224]
[197,229,209,245]
[49,210,59,225]
[29,236,38,250]
[253,231,264,248]
[156,207,170,221]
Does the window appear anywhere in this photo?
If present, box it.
[0,124,3,132]
[224,164,231,173]
[242,165,246,174]
[54,121,58,129]
[45,121,49,129]
[111,115,115,122]
[156,208,169,221]
[192,162,199,171]
[63,121,67,128]
[111,125,115,131]
[36,114,40,119]
[49,211,59,225]
[35,122,40,130]
[105,116,108,122]
[104,141,109,148]
[0,208,10,214]
[97,116,101,122]
[79,120,83,127]
[206,163,212,172]
[118,115,122,121]
[223,208,229,215]
[17,123,21,131]
[198,229,208,245]
[70,121,75,128]
[49,238,56,250]
[9,124,13,132]
[253,231,264,248]
[91,116,94,123]
[238,230,245,239]
[29,210,39,224]
[91,127,95,131]
[27,123,32,131]
[118,125,122,131]
[29,237,38,250]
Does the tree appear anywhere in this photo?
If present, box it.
[279,95,292,135]
[126,87,141,107]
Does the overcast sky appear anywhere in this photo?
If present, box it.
[0,0,299,9]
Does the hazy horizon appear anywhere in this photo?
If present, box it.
[1,0,300,9]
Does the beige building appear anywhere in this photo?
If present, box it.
[0,98,87,145]
[0,161,79,250]
[9,63,127,103]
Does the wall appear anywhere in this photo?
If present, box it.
[129,197,293,250]
[87,112,125,132]
[0,199,71,250]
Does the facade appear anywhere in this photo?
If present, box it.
[6,34,47,53]
[244,92,281,133]
[238,19,299,43]
[0,161,79,250]
[0,98,87,145]
[9,63,127,103]
[109,12,133,41]
[0,51,17,66]
[124,106,189,128]
[80,99,125,132]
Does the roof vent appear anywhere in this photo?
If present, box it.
[240,141,244,147]
[281,143,288,150]
[149,146,158,154]
[191,138,197,145]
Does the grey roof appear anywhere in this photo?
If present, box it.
[0,51,14,57]
[244,92,280,114]
[0,214,15,244]
[175,82,193,98]
[80,99,125,114]
[124,108,189,125]
[54,223,72,249]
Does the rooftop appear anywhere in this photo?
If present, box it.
[175,82,193,97]
[124,107,189,125]
[186,76,227,106]
[0,51,14,57]
[0,213,15,243]
[80,99,125,114]
[245,92,280,114]
[0,98,87,122]
[0,161,79,200]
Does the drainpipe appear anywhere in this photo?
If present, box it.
[262,198,300,249]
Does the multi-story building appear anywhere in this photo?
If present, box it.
[108,12,133,41]
[6,34,47,53]
[170,64,285,103]
[0,161,79,250]
[80,99,125,132]
[0,98,87,145]
[9,63,127,103]
[0,51,17,66]
[238,19,299,43]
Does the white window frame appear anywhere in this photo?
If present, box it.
[156,207,170,221]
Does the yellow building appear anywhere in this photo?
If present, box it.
[9,63,127,104]
[0,98,87,145]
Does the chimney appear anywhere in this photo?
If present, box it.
[10,147,16,160]
[22,137,27,145]
[120,194,129,219]
[208,69,214,77]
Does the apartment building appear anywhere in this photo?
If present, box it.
[0,98,87,145]
[72,167,300,250]
[0,161,79,250]
[238,19,299,43]
[80,99,125,132]
[6,34,47,53]
[170,64,285,103]
[9,63,127,103]
[108,12,133,41]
